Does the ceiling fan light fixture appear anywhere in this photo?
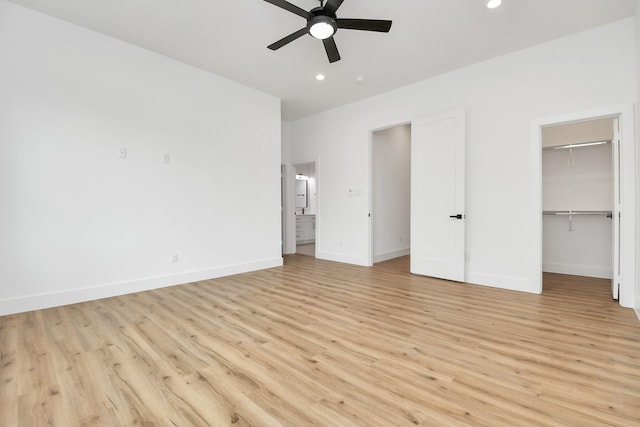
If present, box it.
[308,16,337,40]
[487,0,502,8]
[264,0,392,63]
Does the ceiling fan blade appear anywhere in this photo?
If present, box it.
[323,37,341,63]
[263,0,311,19]
[336,19,392,32]
[323,0,344,15]
[268,27,308,50]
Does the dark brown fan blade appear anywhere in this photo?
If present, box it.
[263,0,311,19]
[336,19,392,32]
[323,37,341,63]
[323,0,344,15]
[268,27,308,50]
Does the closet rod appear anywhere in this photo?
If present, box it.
[543,210,612,218]
[542,140,611,151]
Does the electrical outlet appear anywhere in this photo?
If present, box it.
[118,147,127,159]
[171,253,179,263]
[163,153,171,164]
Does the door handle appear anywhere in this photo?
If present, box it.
[449,214,463,219]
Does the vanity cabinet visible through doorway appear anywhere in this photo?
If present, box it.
[296,215,315,244]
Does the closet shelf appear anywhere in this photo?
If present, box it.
[542,140,610,151]
[543,210,612,218]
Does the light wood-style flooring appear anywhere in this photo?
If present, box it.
[296,243,315,257]
[1,255,639,426]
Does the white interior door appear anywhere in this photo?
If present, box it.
[411,109,466,282]
[612,118,621,299]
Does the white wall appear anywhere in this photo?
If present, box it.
[543,144,613,212]
[0,1,282,315]
[372,125,411,263]
[289,18,636,300]
[543,215,613,279]
[282,120,291,165]
[281,121,297,255]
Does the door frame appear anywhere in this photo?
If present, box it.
[282,163,296,254]
[531,104,636,307]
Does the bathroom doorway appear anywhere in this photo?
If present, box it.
[294,162,317,257]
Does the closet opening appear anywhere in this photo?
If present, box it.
[541,117,619,300]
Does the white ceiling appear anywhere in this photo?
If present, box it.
[6,0,637,121]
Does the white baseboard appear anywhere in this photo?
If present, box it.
[316,251,369,267]
[466,271,538,294]
[542,262,612,279]
[0,257,283,316]
[373,248,410,264]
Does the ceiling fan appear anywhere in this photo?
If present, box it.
[264,0,392,63]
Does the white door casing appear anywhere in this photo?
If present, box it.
[532,104,635,307]
[612,118,621,300]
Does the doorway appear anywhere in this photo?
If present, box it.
[371,124,411,264]
[541,117,617,298]
[368,109,466,282]
[293,161,317,257]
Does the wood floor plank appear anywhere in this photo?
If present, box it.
[183,367,284,427]
[1,256,639,426]
[0,397,17,426]
[0,314,18,401]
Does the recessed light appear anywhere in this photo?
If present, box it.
[355,75,365,83]
[316,74,325,81]
[487,0,502,8]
